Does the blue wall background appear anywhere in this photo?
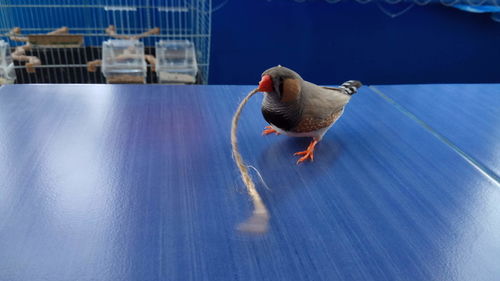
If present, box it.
[209,0,500,85]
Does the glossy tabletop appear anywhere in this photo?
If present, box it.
[372,84,500,179]
[0,84,499,281]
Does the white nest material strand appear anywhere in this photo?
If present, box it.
[231,88,270,234]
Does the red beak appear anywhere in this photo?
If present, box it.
[258,75,273,92]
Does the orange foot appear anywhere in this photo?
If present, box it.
[294,140,318,164]
[262,125,280,136]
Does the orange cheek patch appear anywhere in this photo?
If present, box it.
[281,78,301,103]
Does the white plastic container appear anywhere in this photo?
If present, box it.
[0,40,16,84]
[101,39,146,84]
[155,40,197,84]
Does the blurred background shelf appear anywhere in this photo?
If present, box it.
[1,1,499,85]
[0,0,211,84]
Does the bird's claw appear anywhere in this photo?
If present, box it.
[262,125,280,136]
[294,151,314,163]
[294,140,318,164]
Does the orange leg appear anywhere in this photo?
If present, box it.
[262,125,280,136]
[294,140,318,164]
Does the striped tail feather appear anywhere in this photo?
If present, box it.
[339,80,362,96]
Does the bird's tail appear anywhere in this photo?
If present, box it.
[340,80,362,96]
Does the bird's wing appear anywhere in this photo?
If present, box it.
[321,86,339,91]
[301,81,351,121]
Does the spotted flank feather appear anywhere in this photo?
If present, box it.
[339,80,362,96]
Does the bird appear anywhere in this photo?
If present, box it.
[257,65,362,163]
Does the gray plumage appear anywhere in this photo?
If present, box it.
[300,80,351,122]
[257,65,362,163]
[260,66,361,137]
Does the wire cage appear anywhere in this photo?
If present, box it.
[0,0,211,84]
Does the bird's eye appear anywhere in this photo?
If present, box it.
[278,79,284,96]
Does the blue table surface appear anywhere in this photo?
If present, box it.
[0,84,498,281]
[372,84,500,179]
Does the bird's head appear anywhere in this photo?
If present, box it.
[257,65,303,103]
